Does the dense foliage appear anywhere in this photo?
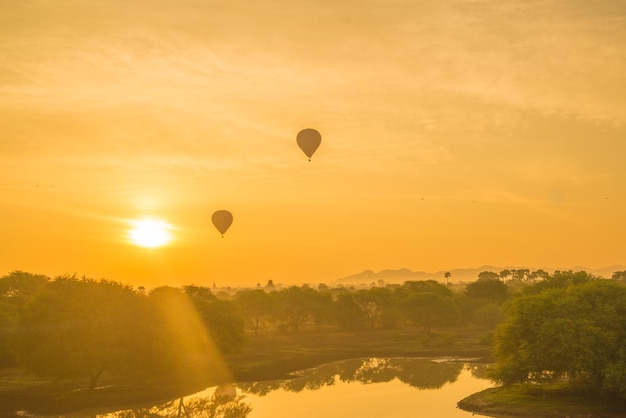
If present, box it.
[15,276,158,389]
[184,285,246,353]
[1,273,246,389]
[0,271,49,367]
[490,273,626,399]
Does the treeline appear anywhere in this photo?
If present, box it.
[0,272,244,389]
[2,269,626,391]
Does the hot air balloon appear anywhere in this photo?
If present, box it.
[296,128,321,161]
[212,210,233,237]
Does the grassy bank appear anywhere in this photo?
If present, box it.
[0,326,492,416]
[457,384,626,417]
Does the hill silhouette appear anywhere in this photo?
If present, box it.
[333,265,626,285]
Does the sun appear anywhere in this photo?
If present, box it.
[128,218,173,248]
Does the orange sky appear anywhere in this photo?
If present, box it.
[2,1,625,288]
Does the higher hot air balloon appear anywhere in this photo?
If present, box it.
[296,128,321,161]
[212,210,233,237]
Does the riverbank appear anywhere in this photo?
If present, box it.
[457,384,626,418]
[0,326,492,416]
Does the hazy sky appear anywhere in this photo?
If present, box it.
[2,0,625,287]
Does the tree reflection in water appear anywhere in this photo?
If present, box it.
[103,359,476,416]
[109,384,252,418]
[464,363,490,380]
[239,358,464,396]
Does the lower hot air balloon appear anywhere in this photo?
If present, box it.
[296,128,321,161]
[212,210,233,237]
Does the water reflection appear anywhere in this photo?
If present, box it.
[464,362,490,380]
[99,359,490,418]
[107,384,251,418]
[239,358,464,396]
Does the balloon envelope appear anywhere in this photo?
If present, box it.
[296,128,321,160]
[212,210,233,236]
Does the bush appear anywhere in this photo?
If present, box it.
[490,278,626,398]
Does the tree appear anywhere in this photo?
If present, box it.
[499,269,511,282]
[275,286,330,332]
[318,283,330,292]
[234,289,273,335]
[148,286,232,383]
[399,280,453,298]
[464,277,508,328]
[490,280,626,398]
[399,292,459,334]
[0,270,49,301]
[184,286,245,353]
[333,291,368,331]
[522,270,597,295]
[15,276,158,389]
[611,271,626,281]
[0,297,18,367]
[466,277,508,303]
[510,269,530,282]
[471,303,504,328]
[355,294,383,329]
[0,271,50,367]
[444,272,451,285]
[477,271,499,281]
[353,287,396,329]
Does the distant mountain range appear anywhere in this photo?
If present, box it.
[333,265,626,285]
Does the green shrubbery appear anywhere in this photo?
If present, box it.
[490,272,626,399]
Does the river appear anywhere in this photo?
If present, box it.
[93,357,494,418]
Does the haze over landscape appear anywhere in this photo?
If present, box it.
[2,1,625,288]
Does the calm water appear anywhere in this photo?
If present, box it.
[96,358,494,418]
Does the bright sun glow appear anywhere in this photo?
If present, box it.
[128,219,173,248]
